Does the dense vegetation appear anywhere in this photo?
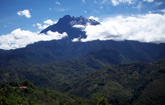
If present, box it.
[0,80,112,105]
[0,58,99,87]
[58,59,165,105]
[0,59,164,105]
[0,48,136,87]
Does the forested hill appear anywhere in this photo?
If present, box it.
[0,59,164,105]
[0,80,111,105]
[58,59,165,105]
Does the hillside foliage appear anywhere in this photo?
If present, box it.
[58,59,165,105]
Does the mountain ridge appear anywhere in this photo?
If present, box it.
[0,15,165,70]
[0,39,165,68]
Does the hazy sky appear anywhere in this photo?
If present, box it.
[0,0,165,50]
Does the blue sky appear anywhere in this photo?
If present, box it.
[0,0,165,50]
[0,0,164,35]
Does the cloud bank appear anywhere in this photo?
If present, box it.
[17,9,31,18]
[0,29,67,50]
[78,13,165,43]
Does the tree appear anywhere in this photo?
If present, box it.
[97,97,111,105]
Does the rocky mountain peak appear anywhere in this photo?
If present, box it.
[40,15,100,40]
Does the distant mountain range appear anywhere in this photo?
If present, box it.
[0,15,165,68]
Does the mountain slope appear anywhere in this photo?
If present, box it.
[0,15,165,68]
[58,59,165,105]
[0,39,165,68]
[0,80,91,105]
[0,48,133,88]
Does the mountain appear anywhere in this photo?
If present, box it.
[40,15,100,40]
[0,15,165,68]
[0,40,165,68]
[58,59,165,105]
[0,41,164,88]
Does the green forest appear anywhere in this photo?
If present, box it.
[0,80,111,105]
[0,59,164,105]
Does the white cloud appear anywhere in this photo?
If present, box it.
[82,0,86,3]
[72,38,79,42]
[84,11,87,13]
[72,36,82,42]
[143,0,154,3]
[161,9,165,14]
[0,28,67,50]
[78,13,165,43]
[34,19,57,30]
[155,2,163,6]
[149,9,165,15]
[135,1,143,9]
[73,25,86,29]
[89,16,99,21]
[111,0,133,6]
[111,0,119,6]
[55,1,61,5]
[49,8,52,11]
[44,19,57,25]
[36,23,48,30]
[101,0,107,4]
[55,8,69,12]
[17,9,31,18]
[102,0,134,6]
